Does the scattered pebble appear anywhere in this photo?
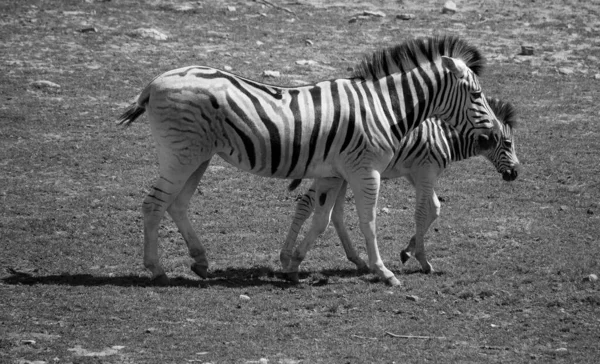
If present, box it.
[305,39,313,46]
[381,207,390,214]
[227,6,236,12]
[583,274,598,282]
[442,1,457,14]
[594,73,600,80]
[520,45,534,56]
[396,13,415,20]
[223,65,232,71]
[405,295,419,302]
[361,10,386,18]
[296,59,318,66]
[262,70,281,78]
[558,67,574,75]
[129,28,168,41]
[79,26,97,33]
[239,294,251,300]
[30,80,61,89]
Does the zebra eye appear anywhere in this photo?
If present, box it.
[471,91,482,99]
[504,140,512,147]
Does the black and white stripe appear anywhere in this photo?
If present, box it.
[116,36,503,286]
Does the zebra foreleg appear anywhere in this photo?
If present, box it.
[284,178,343,283]
[400,170,439,273]
[350,172,401,286]
[166,161,211,279]
[331,181,369,272]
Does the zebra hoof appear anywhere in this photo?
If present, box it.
[386,276,402,287]
[191,262,209,279]
[284,272,300,284]
[421,264,434,274]
[150,274,170,286]
[400,250,411,264]
[355,262,370,274]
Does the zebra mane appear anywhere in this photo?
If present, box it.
[487,97,518,129]
[352,35,486,80]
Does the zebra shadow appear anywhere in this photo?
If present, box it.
[1,266,373,289]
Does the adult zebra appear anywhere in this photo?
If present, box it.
[116,35,502,286]
[281,97,520,276]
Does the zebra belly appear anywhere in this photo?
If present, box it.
[216,151,341,179]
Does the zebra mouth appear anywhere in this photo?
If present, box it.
[502,169,518,181]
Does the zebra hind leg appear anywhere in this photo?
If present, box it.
[285,178,343,283]
[330,181,369,272]
[280,186,316,270]
[401,171,439,274]
[166,161,211,279]
[141,159,210,284]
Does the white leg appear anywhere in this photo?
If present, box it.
[166,162,211,278]
[400,168,440,273]
[285,178,343,282]
[349,172,400,286]
[141,144,211,283]
[330,181,368,271]
[280,184,317,269]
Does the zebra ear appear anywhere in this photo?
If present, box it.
[441,56,467,79]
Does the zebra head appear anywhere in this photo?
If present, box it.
[436,56,503,152]
[478,97,520,181]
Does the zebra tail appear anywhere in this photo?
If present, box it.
[115,83,152,127]
[288,179,303,191]
[115,103,145,127]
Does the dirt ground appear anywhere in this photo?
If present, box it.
[1,0,599,363]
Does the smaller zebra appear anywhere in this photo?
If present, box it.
[280,98,519,275]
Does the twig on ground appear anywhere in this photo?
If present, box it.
[253,0,297,16]
[351,334,378,341]
[385,332,447,340]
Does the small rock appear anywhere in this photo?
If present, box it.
[559,205,569,211]
[381,207,390,214]
[406,295,419,302]
[305,39,313,46]
[21,339,36,345]
[442,1,457,14]
[227,6,236,12]
[594,73,600,80]
[79,26,97,33]
[583,274,598,282]
[396,13,415,20]
[262,70,281,78]
[223,65,232,71]
[239,294,251,300]
[362,10,386,17]
[256,40,264,46]
[558,67,574,75]
[130,28,168,41]
[145,327,157,333]
[30,80,61,89]
[520,45,534,56]
[296,59,318,66]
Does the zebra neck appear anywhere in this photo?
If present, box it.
[371,64,442,141]
[443,126,479,163]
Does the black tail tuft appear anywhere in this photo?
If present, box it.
[116,103,146,127]
[288,179,303,191]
